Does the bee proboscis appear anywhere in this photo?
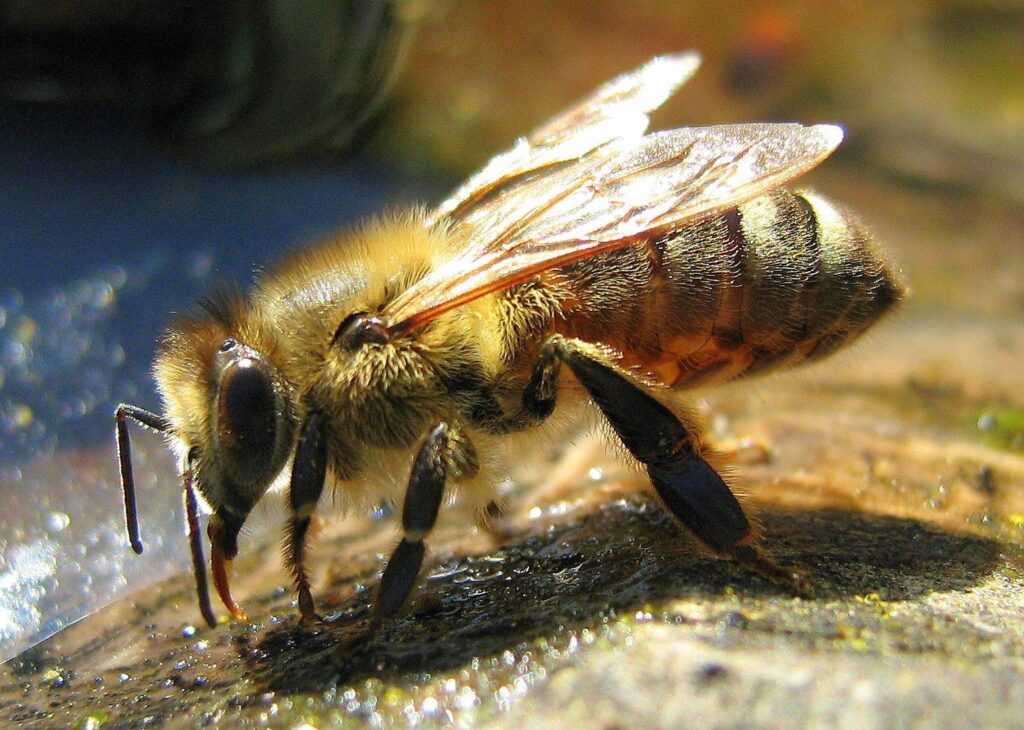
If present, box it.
[115,51,903,627]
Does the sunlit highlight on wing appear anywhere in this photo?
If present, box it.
[385,121,843,333]
[428,51,702,226]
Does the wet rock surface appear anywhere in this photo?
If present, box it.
[3,359,1024,727]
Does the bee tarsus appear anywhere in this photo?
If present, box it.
[114,403,169,555]
[376,538,428,620]
[184,468,220,628]
[730,544,814,598]
[286,411,329,622]
[375,422,478,619]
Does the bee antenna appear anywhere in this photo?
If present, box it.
[197,282,245,328]
[183,461,218,629]
[115,404,171,554]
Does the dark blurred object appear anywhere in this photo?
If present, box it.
[0,0,416,166]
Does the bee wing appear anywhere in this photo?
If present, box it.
[428,52,702,226]
[384,122,843,333]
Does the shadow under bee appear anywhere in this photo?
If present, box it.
[244,495,1001,694]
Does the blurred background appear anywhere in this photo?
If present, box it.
[1,0,1022,674]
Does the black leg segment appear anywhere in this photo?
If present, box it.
[646,456,751,552]
[527,337,810,593]
[286,410,328,621]
[376,538,427,618]
[401,423,450,538]
[534,337,754,553]
[183,466,218,629]
[375,423,478,618]
[114,403,171,554]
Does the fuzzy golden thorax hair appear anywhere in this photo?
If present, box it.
[153,211,516,518]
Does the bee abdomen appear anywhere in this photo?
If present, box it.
[623,190,902,386]
[789,191,903,360]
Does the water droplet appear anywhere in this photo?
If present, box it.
[107,344,125,367]
[2,341,29,367]
[44,512,70,533]
[91,282,115,309]
[0,403,30,432]
[0,289,24,313]
[186,251,215,281]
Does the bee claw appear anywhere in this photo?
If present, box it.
[786,565,815,598]
[731,543,814,598]
[297,584,319,623]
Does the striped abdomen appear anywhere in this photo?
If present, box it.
[550,190,905,387]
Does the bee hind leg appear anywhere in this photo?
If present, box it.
[375,423,479,619]
[537,336,811,596]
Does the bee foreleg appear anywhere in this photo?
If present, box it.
[285,411,328,622]
[114,403,171,554]
[542,337,810,595]
[375,422,479,619]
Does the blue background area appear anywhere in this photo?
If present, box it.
[0,99,452,457]
[0,98,454,662]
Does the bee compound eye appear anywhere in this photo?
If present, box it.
[216,356,280,481]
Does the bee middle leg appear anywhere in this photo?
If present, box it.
[375,422,479,619]
[508,336,810,594]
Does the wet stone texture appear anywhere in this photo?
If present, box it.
[3,340,1024,728]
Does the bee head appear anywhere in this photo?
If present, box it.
[153,292,298,620]
[155,293,296,520]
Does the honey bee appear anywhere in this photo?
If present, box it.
[115,52,903,627]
